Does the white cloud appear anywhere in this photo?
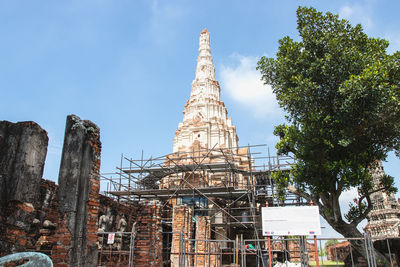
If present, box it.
[219,54,281,118]
[339,3,374,31]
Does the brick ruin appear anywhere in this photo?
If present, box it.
[0,114,298,266]
[0,116,161,267]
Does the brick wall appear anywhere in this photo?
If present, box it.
[0,179,163,267]
[0,201,36,254]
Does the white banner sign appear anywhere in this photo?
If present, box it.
[261,206,321,236]
[107,233,115,244]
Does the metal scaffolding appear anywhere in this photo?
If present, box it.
[100,144,309,266]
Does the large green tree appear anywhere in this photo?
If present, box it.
[257,6,400,265]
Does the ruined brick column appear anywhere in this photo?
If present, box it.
[133,201,163,267]
[0,121,48,254]
[194,216,210,266]
[209,242,221,267]
[0,121,48,207]
[51,115,101,267]
[194,216,220,267]
[171,204,193,267]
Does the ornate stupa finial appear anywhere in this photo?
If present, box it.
[195,28,215,82]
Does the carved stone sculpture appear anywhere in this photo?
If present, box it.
[114,215,128,251]
[117,215,127,232]
[98,208,113,233]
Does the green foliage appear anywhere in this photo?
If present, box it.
[257,6,400,227]
[271,170,291,202]
[379,174,397,195]
[345,197,368,222]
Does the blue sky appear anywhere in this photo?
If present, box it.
[1,0,400,237]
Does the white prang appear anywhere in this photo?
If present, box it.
[365,161,400,238]
[173,29,238,153]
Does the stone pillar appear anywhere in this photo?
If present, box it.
[0,121,48,206]
[0,121,48,254]
[171,204,193,267]
[51,115,101,267]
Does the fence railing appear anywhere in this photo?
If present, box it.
[97,231,135,267]
[175,235,399,267]
[95,231,399,267]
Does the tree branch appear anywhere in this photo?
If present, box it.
[287,184,312,202]
[351,194,372,226]
[349,185,390,226]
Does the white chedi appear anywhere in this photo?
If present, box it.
[173,29,238,153]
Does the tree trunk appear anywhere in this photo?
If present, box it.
[328,220,390,267]
[288,188,392,266]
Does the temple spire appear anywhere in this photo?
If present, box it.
[173,29,238,153]
[195,28,215,81]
